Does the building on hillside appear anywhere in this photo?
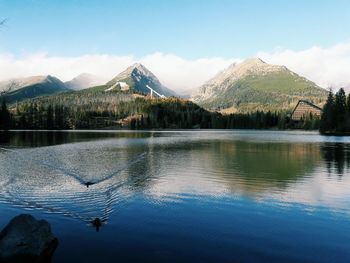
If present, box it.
[291,100,322,121]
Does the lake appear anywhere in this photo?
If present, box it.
[0,130,350,262]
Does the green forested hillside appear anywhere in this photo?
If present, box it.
[0,86,297,130]
[8,88,219,129]
[0,59,325,131]
[192,58,328,113]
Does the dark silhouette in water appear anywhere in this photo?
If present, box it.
[0,146,147,232]
[86,182,95,188]
[39,152,146,188]
[321,143,349,176]
[92,218,102,232]
[1,146,146,189]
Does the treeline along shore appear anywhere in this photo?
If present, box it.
[0,88,347,133]
[0,90,288,130]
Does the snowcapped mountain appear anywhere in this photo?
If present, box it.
[106,63,177,97]
[191,58,328,112]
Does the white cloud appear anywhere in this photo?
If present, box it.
[257,40,350,91]
[1,41,350,94]
[0,52,237,93]
[140,52,238,94]
[0,52,135,85]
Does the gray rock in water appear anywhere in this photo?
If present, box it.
[0,214,58,263]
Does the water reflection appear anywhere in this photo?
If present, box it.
[0,130,152,148]
[321,143,350,176]
[0,131,350,229]
[0,145,150,231]
[202,141,321,191]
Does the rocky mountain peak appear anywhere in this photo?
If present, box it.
[230,58,285,76]
[200,58,287,90]
[106,64,176,97]
[129,63,157,80]
[191,58,326,112]
[241,57,266,65]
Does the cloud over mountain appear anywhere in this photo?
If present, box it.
[1,40,350,93]
[0,52,237,93]
[258,40,350,91]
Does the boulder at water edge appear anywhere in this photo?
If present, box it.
[0,214,58,263]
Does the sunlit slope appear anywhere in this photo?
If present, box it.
[192,58,327,112]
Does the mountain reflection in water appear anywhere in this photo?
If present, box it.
[1,131,350,225]
[1,130,350,262]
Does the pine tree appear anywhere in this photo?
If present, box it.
[346,93,350,131]
[320,90,335,133]
[347,93,350,113]
[334,88,347,131]
[47,105,54,129]
[0,99,11,130]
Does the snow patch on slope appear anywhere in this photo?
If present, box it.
[105,81,130,92]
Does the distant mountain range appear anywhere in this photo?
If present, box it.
[0,73,104,104]
[0,75,69,104]
[65,73,104,90]
[191,58,328,112]
[0,60,328,113]
[0,64,177,104]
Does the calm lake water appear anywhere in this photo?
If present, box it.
[0,130,350,262]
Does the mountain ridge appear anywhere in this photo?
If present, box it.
[191,58,328,112]
[105,63,177,97]
[0,75,70,103]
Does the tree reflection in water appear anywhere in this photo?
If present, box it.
[321,143,350,176]
[1,130,350,233]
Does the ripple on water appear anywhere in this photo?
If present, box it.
[1,131,350,223]
[1,131,350,263]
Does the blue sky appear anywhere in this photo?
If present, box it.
[1,0,350,58]
[1,0,350,91]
